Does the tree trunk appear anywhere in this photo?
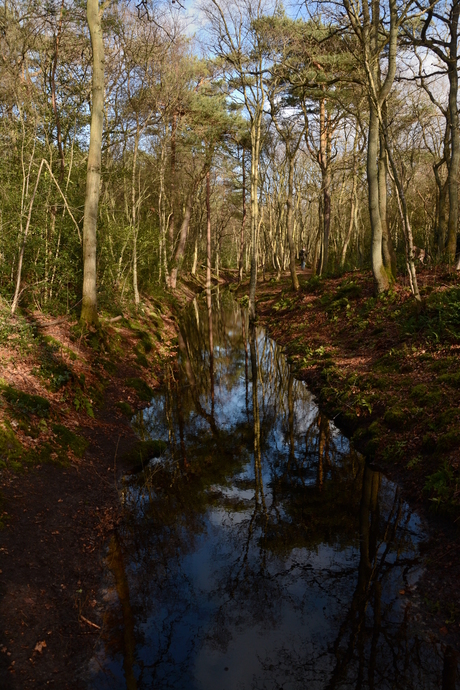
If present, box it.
[383,129,421,301]
[80,0,104,326]
[132,122,140,306]
[206,170,212,293]
[50,0,65,181]
[191,238,198,275]
[367,104,389,293]
[319,98,331,274]
[239,148,247,283]
[249,115,262,322]
[447,7,460,263]
[434,159,449,257]
[379,132,396,279]
[206,171,215,416]
[341,176,357,269]
[286,156,299,290]
[169,188,195,290]
[169,110,177,256]
[11,160,46,314]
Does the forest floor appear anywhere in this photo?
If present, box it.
[240,265,460,652]
[0,285,195,689]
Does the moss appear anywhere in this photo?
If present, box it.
[18,419,39,438]
[430,356,457,373]
[422,391,443,406]
[368,420,382,436]
[421,433,437,454]
[438,372,460,387]
[384,406,406,430]
[408,384,443,408]
[336,280,362,300]
[411,384,428,398]
[116,401,133,417]
[0,424,26,466]
[135,350,149,368]
[132,328,154,352]
[304,275,322,292]
[101,358,117,375]
[437,431,460,453]
[120,439,167,473]
[52,423,88,458]
[374,349,407,373]
[1,385,50,418]
[125,377,153,401]
[439,408,459,427]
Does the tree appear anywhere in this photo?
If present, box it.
[202,0,277,319]
[405,0,460,264]
[169,69,233,288]
[80,0,107,325]
[268,86,305,291]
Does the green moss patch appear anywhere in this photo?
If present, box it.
[52,423,88,458]
[437,431,460,453]
[1,385,50,418]
[438,372,460,387]
[125,378,153,401]
[116,401,133,417]
[135,348,149,368]
[0,424,27,468]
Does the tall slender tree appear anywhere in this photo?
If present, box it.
[80,0,108,325]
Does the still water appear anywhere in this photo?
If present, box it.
[91,290,451,689]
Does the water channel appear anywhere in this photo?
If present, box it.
[91,290,452,689]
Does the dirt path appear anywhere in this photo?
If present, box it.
[0,366,163,689]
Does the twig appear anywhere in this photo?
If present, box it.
[80,614,101,630]
[114,435,120,492]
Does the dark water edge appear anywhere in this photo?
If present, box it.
[88,290,458,690]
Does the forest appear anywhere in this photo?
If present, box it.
[1,0,460,688]
[0,0,459,320]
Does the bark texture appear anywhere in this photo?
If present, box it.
[80,0,104,325]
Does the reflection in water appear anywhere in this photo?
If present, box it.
[91,291,454,690]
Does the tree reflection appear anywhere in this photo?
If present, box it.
[94,292,448,690]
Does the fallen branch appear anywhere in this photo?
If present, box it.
[100,314,125,323]
[34,317,76,327]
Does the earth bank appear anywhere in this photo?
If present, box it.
[0,288,184,689]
